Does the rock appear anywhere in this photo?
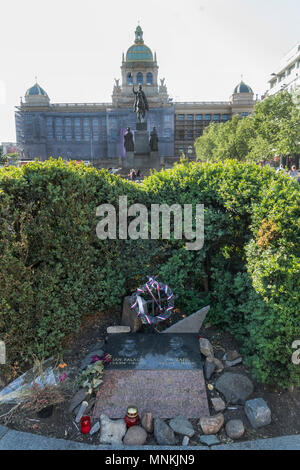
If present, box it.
[107,326,131,334]
[68,389,88,413]
[80,349,105,370]
[121,296,143,332]
[162,306,210,333]
[182,436,189,446]
[199,413,224,435]
[200,434,220,446]
[90,421,101,435]
[99,414,127,445]
[123,426,148,445]
[204,357,217,380]
[168,415,195,437]
[211,358,224,373]
[154,418,176,445]
[215,373,254,404]
[211,397,226,412]
[244,398,271,429]
[75,401,88,423]
[199,338,214,358]
[225,419,245,439]
[141,412,153,433]
[223,350,242,367]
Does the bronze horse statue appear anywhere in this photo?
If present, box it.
[133,85,149,122]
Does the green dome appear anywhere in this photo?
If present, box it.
[126,44,153,62]
[25,82,48,97]
[234,81,253,94]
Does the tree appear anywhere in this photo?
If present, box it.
[0,145,6,165]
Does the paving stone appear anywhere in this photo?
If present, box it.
[168,415,195,437]
[162,306,210,333]
[215,372,254,404]
[154,418,176,445]
[199,434,220,446]
[244,398,271,429]
[211,435,300,451]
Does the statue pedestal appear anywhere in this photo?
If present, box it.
[124,151,134,169]
[134,130,150,155]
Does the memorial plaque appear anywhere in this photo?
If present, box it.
[105,333,202,370]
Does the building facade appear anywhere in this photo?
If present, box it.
[15,26,256,165]
[266,42,300,96]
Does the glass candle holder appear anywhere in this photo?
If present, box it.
[125,406,139,428]
[80,416,91,434]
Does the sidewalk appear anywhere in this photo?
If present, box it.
[0,425,299,450]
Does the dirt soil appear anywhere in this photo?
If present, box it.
[0,309,299,446]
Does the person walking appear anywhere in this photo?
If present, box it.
[276,164,286,174]
[289,164,298,181]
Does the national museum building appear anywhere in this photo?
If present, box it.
[15,26,256,165]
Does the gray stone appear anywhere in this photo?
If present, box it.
[154,418,176,445]
[244,398,271,429]
[107,326,131,334]
[225,419,245,439]
[123,426,147,445]
[68,389,88,413]
[211,358,224,373]
[200,434,220,446]
[223,351,242,367]
[121,296,143,332]
[204,357,217,380]
[75,401,88,423]
[90,421,101,435]
[215,373,254,404]
[141,412,153,433]
[199,338,214,358]
[80,349,104,370]
[211,397,226,412]
[162,306,210,333]
[168,415,195,437]
[182,436,189,446]
[99,414,127,445]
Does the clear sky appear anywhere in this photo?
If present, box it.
[0,0,299,141]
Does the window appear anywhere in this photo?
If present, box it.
[163,128,171,138]
[213,114,220,121]
[164,114,170,123]
[55,118,63,141]
[241,112,248,118]
[92,118,99,141]
[146,72,153,85]
[204,114,211,121]
[196,114,202,121]
[127,73,133,85]
[187,129,193,140]
[177,114,185,121]
[177,130,185,140]
[222,114,229,121]
[74,118,81,141]
[65,118,72,141]
[46,117,53,139]
[187,114,193,121]
[83,118,90,141]
[137,72,143,85]
[195,129,202,137]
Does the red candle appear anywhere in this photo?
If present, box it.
[80,416,91,434]
[125,406,139,428]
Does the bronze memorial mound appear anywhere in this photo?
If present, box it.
[93,333,209,419]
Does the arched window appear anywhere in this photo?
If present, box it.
[146,72,153,85]
[137,72,143,85]
[127,73,133,85]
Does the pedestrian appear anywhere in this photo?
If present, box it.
[289,164,298,181]
[276,164,286,175]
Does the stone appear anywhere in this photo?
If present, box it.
[215,373,254,404]
[141,412,153,433]
[123,426,148,445]
[75,401,88,423]
[80,349,105,370]
[211,358,224,373]
[89,421,100,435]
[244,398,271,429]
[204,357,217,380]
[99,414,127,445]
[223,351,242,367]
[199,414,224,435]
[154,418,176,445]
[168,415,195,437]
[211,397,226,412]
[107,326,131,334]
[200,434,220,446]
[68,389,88,413]
[225,419,245,439]
[162,306,210,333]
[199,338,214,358]
[121,296,143,332]
[182,436,189,446]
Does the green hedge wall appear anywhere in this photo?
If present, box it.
[0,158,299,387]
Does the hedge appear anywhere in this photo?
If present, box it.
[0,158,299,387]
